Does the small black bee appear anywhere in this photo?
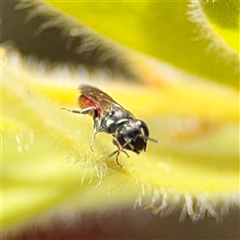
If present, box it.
[62,84,157,167]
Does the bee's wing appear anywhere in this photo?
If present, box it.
[78,84,121,111]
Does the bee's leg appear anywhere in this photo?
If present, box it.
[115,151,122,168]
[61,106,96,115]
[109,137,130,168]
[109,148,123,168]
[62,107,99,151]
[89,110,99,151]
[89,127,98,151]
[111,137,130,158]
[89,130,97,151]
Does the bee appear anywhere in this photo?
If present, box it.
[62,84,157,167]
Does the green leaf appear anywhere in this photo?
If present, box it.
[45,0,239,87]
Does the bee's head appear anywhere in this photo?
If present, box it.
[114,119,156,154]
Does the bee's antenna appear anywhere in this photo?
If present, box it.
[144,136,158,143]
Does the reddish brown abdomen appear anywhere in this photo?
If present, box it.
[78,95,101,116]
